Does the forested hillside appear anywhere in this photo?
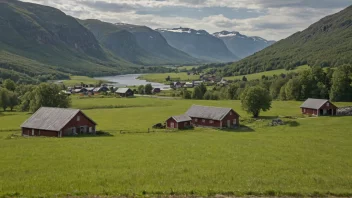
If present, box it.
[0,0,138,82]
[81,20,200,66]
[221,5,352,76]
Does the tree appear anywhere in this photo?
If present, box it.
[241,86,272,118]
[3,79,16,92]
[182,89,192,99]
[8,92,19,111]
[137,85,145,95]
[25,83,71,113]
[330,65,352,101]
[0,89,9,111]
[227,84,239,100]
[192,86,203,99]
[285,78,301,100]
[199,83,207,96]
[145,84,153,95]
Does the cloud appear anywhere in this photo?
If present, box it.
[20,0,351,40]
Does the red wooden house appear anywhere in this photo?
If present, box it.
[166,115,192,129]
[186,105,240,128]
[300,98,337,116]
[21,107,97,137]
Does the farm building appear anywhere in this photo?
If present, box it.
[166,115,192,129]
[21,107,97,137]
[186,105,240,128]
[116,88,134,97]
[153,88,161,94]
[300,98,337,116]
[93,86,109,93]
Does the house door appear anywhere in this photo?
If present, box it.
[233,119,237,126]
[170,122,175,128]
[227,120,231,128]
[32,129,34,136]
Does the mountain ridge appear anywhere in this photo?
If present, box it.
[157,27,239,62]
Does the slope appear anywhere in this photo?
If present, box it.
[213,31,275,59]
[157,28,239,62]
[113,23,201,65]
[0,0,136,79]
[80,19,196,66]
[224,5,352,75]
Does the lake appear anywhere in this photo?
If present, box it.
[95,74,171,90]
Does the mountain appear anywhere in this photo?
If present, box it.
[157,28,239,62]
[80,20,199,66]
[213,31,275,58]
[0,0,137,82]
[222,5,352,76]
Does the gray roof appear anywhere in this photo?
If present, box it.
[300,98,329,109]
[186,105,236,121]
[21,107,96,131]
[170,115,192,123]
[116,88,131,94]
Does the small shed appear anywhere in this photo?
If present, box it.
[21,107,97,137]
[116,88,134,97]
[166,115,192,129]
[300,98,337,116]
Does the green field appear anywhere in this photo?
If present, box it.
[139,72,200,84]
[224,65,310,81]
[62,76,109,86]
[1,97,352,197]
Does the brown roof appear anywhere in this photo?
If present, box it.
[186,105,238,121]
[21,107,96,132]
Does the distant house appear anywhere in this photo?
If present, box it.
[73,88,87,93]
[185,82,193,88]
[116,88,134,97]
[166,115,192,129]
[172,82,182,89]
[152,88,161,94]
[186,105,240,128]
[193,81,203,86]
[86,87,95,93]
[21,107,97,137]
[93,86,109,93]
[300,98,337,116]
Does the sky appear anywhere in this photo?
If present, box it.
[21,0,351,41]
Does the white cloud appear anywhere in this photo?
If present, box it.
[21,0,350,40]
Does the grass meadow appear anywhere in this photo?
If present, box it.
[63,76,109,86]
[224,65,310,81]
[1,97,352,197]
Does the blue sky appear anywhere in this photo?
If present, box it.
[22,0,351,40]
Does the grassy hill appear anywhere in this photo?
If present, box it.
[1,97,352,196]
[0,0,138,82]
[223,5,352,76]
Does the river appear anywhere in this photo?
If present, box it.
[94,74,171,90]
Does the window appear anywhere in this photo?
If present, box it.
[77,116,80,121]
[326,103,330,107]
[209,120,214,124]
[233,119,237,125]
[184,122,188,126]
[202,119,205,123]
[230,112,232,115]
[195,118,198,122]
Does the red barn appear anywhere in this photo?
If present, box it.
[300,98,337,116]
[21,107,97,137]
[186,105,240,128]
[166,115,192,129]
